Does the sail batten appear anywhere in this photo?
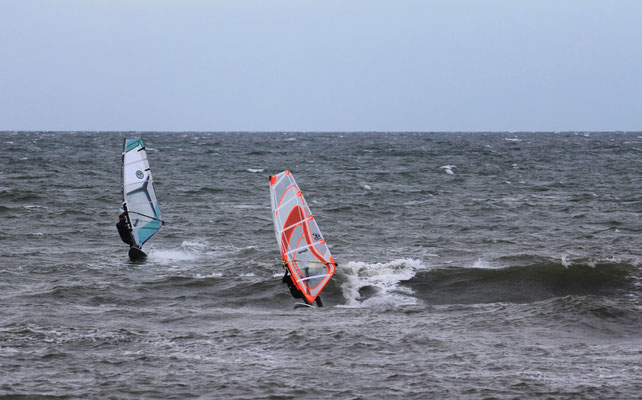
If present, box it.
[269,170,335,304]
[122,138,162,248]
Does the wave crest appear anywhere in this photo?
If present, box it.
[337,258,430,308]
[409,259,638,305]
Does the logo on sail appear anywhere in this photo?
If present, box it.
[136,170,144,179]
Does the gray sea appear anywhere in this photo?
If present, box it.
[0,131,640,399]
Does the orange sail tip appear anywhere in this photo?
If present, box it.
[269,175,277,185]
[284,170,291,175]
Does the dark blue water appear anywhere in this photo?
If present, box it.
[1,132,640,399]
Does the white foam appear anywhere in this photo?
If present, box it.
[561,255,570,268]
[247,168,264,173]
[147,240,209,263]
[468,258,501,269]
[23,205,48,209]
[232,204,263,209]
[181,240,208,250]
[148,248,200,262]
[337,258,429,308]
[193,272,223,279]
[439,165,456,175]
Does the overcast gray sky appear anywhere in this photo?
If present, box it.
[1,0,641,131]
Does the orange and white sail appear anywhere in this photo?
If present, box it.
[269,170,336,304]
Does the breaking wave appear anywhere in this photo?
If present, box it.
[331,257,639,308]
[336,258,431,308]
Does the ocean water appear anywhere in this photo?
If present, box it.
[0,131,640,399]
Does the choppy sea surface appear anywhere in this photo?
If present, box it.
[0,131,640,399]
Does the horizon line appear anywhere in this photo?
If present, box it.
[1,130,640,134]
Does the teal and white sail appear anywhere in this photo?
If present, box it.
[122,138,163,247]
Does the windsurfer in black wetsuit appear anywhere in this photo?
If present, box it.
[282,261,323,307]
[116,212,134,247]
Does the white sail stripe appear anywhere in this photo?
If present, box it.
[274,192,302,211]
[285,240,325,256]
[124,158,148,166]
[124,180,155,187]
[271,197,306,241]
[126,201,158,208]
[279,215,314,234]
[297,274,332,283]
[275,230,327,257]
[275,221,327,256]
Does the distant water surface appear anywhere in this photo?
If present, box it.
[0,131,640,399]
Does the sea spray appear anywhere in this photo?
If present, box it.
[337,258,430,307]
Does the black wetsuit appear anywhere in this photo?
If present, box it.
[282,268,323,307]
[282,270,304,300]
[116,219,134,246]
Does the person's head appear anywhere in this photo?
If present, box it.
[119,213,125,221]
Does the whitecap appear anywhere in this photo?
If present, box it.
[337,258,430,308]
[440,165,456,175]
[193,272,223,279]
[468,258,501,269]
[247,168,264,173]
[561,255,570,268]
[148,249,200,262]
[181,240,208,250]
